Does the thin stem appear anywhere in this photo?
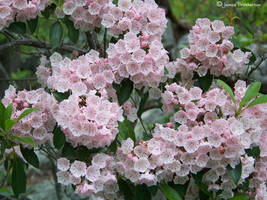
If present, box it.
[139,116,148,135]
[103,28,108,58]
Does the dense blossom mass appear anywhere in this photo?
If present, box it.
[1,85,57,145]
[0,0,50,30]
[166,19,251,83]
[54,91,123,149]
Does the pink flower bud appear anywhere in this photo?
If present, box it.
[72,50,79,57]
[172,99,179,105]
[141,41,148,48]
[166,122,173,128]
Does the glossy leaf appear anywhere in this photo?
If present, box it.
[17,108,38,122]
[118,179,133,200]
[20,146,39,168]
[134,184,151,200]
[53,126,66,150]
[8,22,26,34]
[160,184,182,200]
[4,104,13,122]
[41,4,56,19]
[229,194,249,200]
[0,102,5,129]
[245,146,260,158]
[248,94,267,107]
[227,161,242,185]
[12,157,26,197]
[62,142,75,157]
[27,17,38,34]
[0,140,7,158]
[117,119,136,142]
[195,72,213,93]
[50,21,64,48]
[5,119,17,131]
[65,18,79,43]
[217,79,236,104]
[12,136,35,147]
[114,79,134,106]
[137,92,149,117]
[240,82,261,108]
[192,172,212,197]
[52,91,70,102]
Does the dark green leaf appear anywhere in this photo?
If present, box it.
[4,104,13,122]
[12,157,26,197]
[115,79,134,106]
[52,91,70,102]
[62,143,75,157]
[117,119,136,142]
[11,136,35,147]
[240,82,261,108]
[8,22,26,34]
[194,72,213,93]
[227,161,242,185]
[64,18,79,43]
[108,138,117,153]
[228,194,249,200]
[53,126,66,149]
[248,95,267,107]
[0,102,5,129]
[137,92,149,117]
[192,172,212,197]
[245,146,260,158]
[170,182,189,198]
[134,184,151,200]
[4,119,17,131]
[0,140,7,158]
[160,184,182,200]
[217,79,236,104]
[50,21,64,48]
[0,187,12,196]
[41,4,56,19]
[27,17,38,34]
[118,179,133,200]
[164,67,169,75]
[17,108,38,122]
[20,146,39,168]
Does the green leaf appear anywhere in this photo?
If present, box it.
[194,72,213,93]
[137,92,149,117]
[240,82,261,108]
[160,184,182,200]
[62,143,75,157]
[248,94,267,107]
[0,102,5,129]
[192,172,212,197]
[228,194,249,200]
[134,184,151,200]
[118,179,134,200]
[11,136,35,147]
[12,157,26,197]
[5,119,17,131]
[0,140,7,158]
[20,146,39,168]
[64,18,79,43]
[41,4,56,19]
[17,108,38,122]
[53,126,66,149]
[4,104,13,122]
[217,79,236,104]
[239,17,254,36]
[27,17,38,34]
[0,187,12,196]
[227,161,242,185]
[50,21,64,48]
[245,146,260,158]
[8,22,26,34]
[117,119,136,142]
[114,79,134,106]
[52,91,70,102]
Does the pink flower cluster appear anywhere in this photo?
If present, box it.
[114,81,267,199]
[165,18,251,82]
[0,0,50,30]
[62,0,111,31]
[102,0,167,38]
[1,85,57,146]
[107,32,169,87]
[54,91,123,149]
[39,51,117,94]
[56,153,122,199]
